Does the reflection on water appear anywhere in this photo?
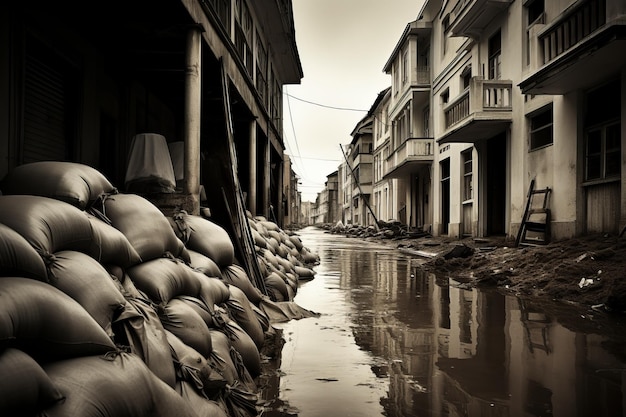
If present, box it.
[262,227,626,417]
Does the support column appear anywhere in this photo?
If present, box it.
[184,26,202,214]
[263,137,270,219]
[249,120,257,216]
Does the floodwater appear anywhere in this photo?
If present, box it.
[260,226,626,417]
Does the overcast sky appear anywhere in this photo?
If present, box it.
[284,0,424,202]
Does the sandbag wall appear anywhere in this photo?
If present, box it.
[0,161,318,417]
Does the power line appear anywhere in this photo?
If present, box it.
[284,93,369,112]
[284,87,308,178]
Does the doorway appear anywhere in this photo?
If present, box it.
[486,134,507,235]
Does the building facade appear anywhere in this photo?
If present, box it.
[383,20,435,231]
[317,0,626,241]
[0,0,303,227]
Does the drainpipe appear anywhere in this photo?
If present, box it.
[184,25,202,214]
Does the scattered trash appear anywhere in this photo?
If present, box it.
[578,278,594,289]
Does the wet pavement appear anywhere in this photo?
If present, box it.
[260,226,626,417]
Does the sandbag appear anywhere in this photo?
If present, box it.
[264,271,290,302]
[294,265,316,281]
[0,161,117,210]
[112,297,177,388]
[0,348,63,416]
[165,330,225,397]
[220,264,263,305]
[208,329,238,386]
[220,313,261,378]
[0,195,94,257]
[47,251,126,336]
[176,381,229,417]
[169,212,235,267]
[101,193,186,261]
[250,303,271,332]
[127,258,229,309]
[0,222,47,280]
[188,249,223,279]
[288,234,304,251]
[160,298,213,358]
[178,295,218,328]
[251,228,267,248]
[0,277,116,362]
[225,285,264,349]
[86,214,142,267]
[41,352,198,417]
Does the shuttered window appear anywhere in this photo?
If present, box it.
[22,35,79,163]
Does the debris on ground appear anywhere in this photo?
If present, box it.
[321,223,626,314]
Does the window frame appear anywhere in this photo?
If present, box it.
[528,104,554,151]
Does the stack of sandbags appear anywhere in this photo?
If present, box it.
[248,215,319,301]
[0,162,266,417]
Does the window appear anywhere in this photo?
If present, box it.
[423,107,430,137]
[256,32,267,104]
[529,105,553,150]
[488,30,502,79]
[584,80,621,182]
[525,0,545,65]
[441,88,449,104]
[442,15,450,55]
[462,150,473,201]
[402,50,409,84]
[461,66,471,89]
[585,123,621,181]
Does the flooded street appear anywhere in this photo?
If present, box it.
[261,227,626,417]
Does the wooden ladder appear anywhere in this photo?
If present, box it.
[516,179,552,247]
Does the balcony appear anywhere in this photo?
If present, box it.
[439,77,512,144]
[450,0,514,38]
[384,137,434,179]
[520,0,626,95]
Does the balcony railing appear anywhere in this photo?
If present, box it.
[385,137,434,177]
[539,0,606,64]
[417,66,430,85]
[444,78,512,129]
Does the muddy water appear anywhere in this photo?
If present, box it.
[261,227,626,417]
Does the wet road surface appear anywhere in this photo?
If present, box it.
[260,227,626,417]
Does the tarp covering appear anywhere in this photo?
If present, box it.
[125,133,176,194]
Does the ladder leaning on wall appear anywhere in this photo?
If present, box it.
[516,179,552,247]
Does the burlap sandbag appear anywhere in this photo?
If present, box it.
[46,250,126,336]
[0,161,117,210]
[0,195,93,257]
[41,352,198,417]
[100,193,186,262]
[86,214,142,268]
[169,212,235,268]
[175,381,229,417]
[220,264,263,305]
[112,297,177,388]
[0,222,47,280]
[127,258,229,309]
[0,348,63,416]
[160,298,213,358]
[165,330,223,398]
[187,249,223,279]
[225,285,264,349]
[0,277,116,362]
